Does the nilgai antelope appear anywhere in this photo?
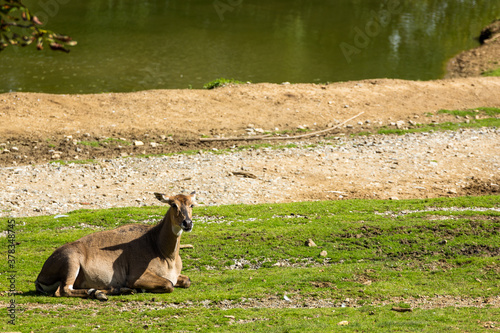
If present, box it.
[35,191,196,301]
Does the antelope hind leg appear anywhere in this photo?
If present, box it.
[38,245,108,300]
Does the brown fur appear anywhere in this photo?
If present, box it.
[35,192,196,301]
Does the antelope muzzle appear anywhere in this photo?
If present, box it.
[181,218,193,232]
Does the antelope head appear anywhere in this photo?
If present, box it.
[154,191,196,236]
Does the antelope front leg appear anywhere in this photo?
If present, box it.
[129,270,175,293]
[175,274,191,288]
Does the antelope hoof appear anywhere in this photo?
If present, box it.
[95,291,108,301]
[88,289,108,301]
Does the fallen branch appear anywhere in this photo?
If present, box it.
[199,112,364,142]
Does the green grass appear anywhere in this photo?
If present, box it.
[137,142,301,160]
[50,159,96,166]
[203,78,248,89]
[79,138,132,148]
[352,131,373,136]
[377,107,500,136]
[78,140,100,147]
[482,66,500,77]
[101,138,132,145]
[438,107,500,118]
[1,195,499,332]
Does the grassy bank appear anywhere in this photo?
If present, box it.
[372,107,500,136]
[1,196,499,332]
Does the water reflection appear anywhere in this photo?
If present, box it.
[0,0,499,93]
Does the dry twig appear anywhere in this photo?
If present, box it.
[200,112,364,142]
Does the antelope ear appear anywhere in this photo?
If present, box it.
[154,192,170,203]
[190,191,196,203]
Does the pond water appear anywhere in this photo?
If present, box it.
[1,0,499,94]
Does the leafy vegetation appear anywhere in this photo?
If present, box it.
[1,195,499,332]
[203,78,248,89]
[0,0,76,52]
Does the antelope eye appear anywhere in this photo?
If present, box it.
[190,204,194,208]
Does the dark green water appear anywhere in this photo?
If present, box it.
[1,0,499,94]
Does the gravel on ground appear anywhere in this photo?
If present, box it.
[1,127,498,218]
